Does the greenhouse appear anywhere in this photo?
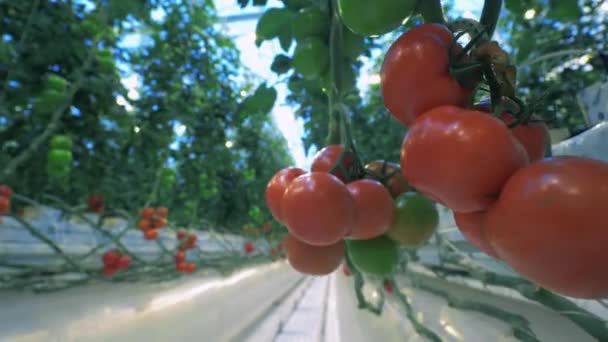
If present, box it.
[0,0,607,341]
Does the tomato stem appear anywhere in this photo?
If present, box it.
[326,0,342,146]
[479,0,503,40]
[417,0,447,26]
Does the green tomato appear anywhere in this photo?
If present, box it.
[338,0,417,37]
[387,192,439,247]
[346,235,399,276]
[50,135,72,150]
[45,74,68,93]
[160,169,177,189]
[293,38,329,79]
[35,89,66,113]
[293,7,328,41]
[47,163,71,178]
[48,149,73,168]
[97,50,116,74]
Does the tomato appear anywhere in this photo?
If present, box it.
[48,149,73,167]
[387,192,438,247]
[266,167,306,223]
[293,7,328,41]
[381,24,476,126]
[338,0,417,36]
[153,217,167,229]
[293,37,329,79]
[263,222,272,234]
[184,234,198,249]
[183,263,197,273]
[346,235,399,276]
[453,211,498,258]
[103,266,118,277]
[176,230,186,240]
[401,105,529,213]
[50,135,72,150]
[244,242,256,254]
[485,157,608,298]
[0,197,10,213]
[138,219,151,231]
[282,234,345,275]
[311,145,354,182]
[141,207,154,219]
[475,100,549,162]
[144,229,160,240]
[102,250,121,266]
[117,255,131,269]
[364,160,408,198]
[0,185,12,198]
[282,172,354,246]
[88,195,104,213]
[383,280,394,294]
[35,89,66,112]
[45,74,68,93]
[346,179,395,240]
[160,168,176,189]
[271,247,278,256]
[175,250,186,264]
[156,207,168,218]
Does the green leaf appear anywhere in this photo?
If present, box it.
[252,0,268,5]
[547,0,581,21]
[278,29,293,52]
[271,54,292,74]
[242,83,277,115]
[516,33,534,63]
[256,8,292,42]
[504,0,526,15]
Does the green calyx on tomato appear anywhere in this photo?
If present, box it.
[338,0,417,37]
[346,235,399,276]
[50,135,73,150]
[387,192,438,247]
[292,7,328,41]
[293,38,329,79]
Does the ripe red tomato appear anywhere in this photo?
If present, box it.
[0,197,9,213]
[282,234,345,275]
[383,280,394,294]
[475,100,549,162]
[346,179,395,240]
[282,172,354,246]
[453,211,498,259]
[103,266,119,277]
[184,263,196,273]
[153,217,167,229]
[175,250,185,264]
[271,247,277,256]
[364,161,408,198]
[311,145,354,182]
[176,230,186,240]
[387,192,438,247]
[156,207,169,218]
[117,255,132,269]
[102,250,121,266]
[184,234,198,249]
[138,219,152,231]
[144,229,160,240]
[265,167,306,223]
[141,207,154,219]
[244,242,256,254]
[485,157,608,298]
[0,185,13,198]
[401,105,529,213]
[381,24,475,126]
[87,195,104,213]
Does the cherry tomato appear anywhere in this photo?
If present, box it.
[485,157,608,298]
[45,74,68,93]
[153,217,167,229]
[156,207,169,218]
[338,0,417,36]
[311,145,354,182]
[381,24,475,126]
[0,185,12,198]
[144,229,160,240]
[266,167,306,223]
[0,197,9,213]
[383,280,394,294]
[244,242,256,254]
[138,219,152,231]
[346,236,399,276]
[48,149,72,167]
[175,250,186,264]
[102,250,121,266]
[183,263,197,273]
[176,230,186,240]
[271,247,278,256]
[453,211,498,258]
[401,105,529,213]
[103,266,119,277]
[364,161,408,198]
[87,195,104,213]
[50,135,72,150]
[263,222,272,234]
[184,234,198,249]
[387,192,438,247]
[282,234,345,275]
[117,255,131,269]
[346,179,395,240]
[141,207,155,219]
[282,172,354,246]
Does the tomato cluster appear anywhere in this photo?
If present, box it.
[0,185,13,222]
[138,207,168,240]
[35,74,68,114]
[47,135,73,179]
[266,144,440,277]
[175,231,198,273]
[102,249,131,276]
[177,230,198,250]
[382,23,608,299]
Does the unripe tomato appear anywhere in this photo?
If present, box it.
[387,192,438,247]
[50,135,72,150]
[45,74,68,93]
[282,172,354,246]
[48,149,73,167]
[35,89,66,112]
[282,234,345,275]
[346,236,399,276]
[311,145,354,182]
[265,167,306,223]
[346,179,395,240]
[338,0,417,37]
[453,211,498,258]
[364,160,408,198]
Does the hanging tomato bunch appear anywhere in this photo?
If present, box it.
[138,207,168,240]
[0,185,13,221]
[47,134,73,179]
[102,249,131,276]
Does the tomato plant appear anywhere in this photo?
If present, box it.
[453,211,498,259]
[381,24,476,126]
[364,160,408,198]
[401,105,529,213]
[338,0,417,36]
[282,172,354,246]
[292,7,328,41]
[265,167,306,223]
[485,157,608,298]
[87,195,104,213]
[346,179,395,240]
[311,144,354,182]
[346,235,399,276]
[292,37,329,79]
[387,192,438,247]
[282,234,345,275]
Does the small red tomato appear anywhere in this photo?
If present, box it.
[282,234,345,275]
[144,229,160,240]
[342,263,351,276]
[0,185,13,198]
[156,207,169,218]
[185,234,198,248]
[453,211,499,259]
[176,230,186,240]
[346,179,395,240]
[0,197,9,213]
[117,255,132,269]
[383,280,394,294]
[311,145,354,182]
[244,242,255,254]
[153,217,168,229]
[103,266,119,277]
[102,250,121,266]
[176,262,187,272]
[138,219,152,231]
[175,250,185,264]
[184,263,196,273]
[265,167,306,223]
[87,195,105,213]
[141,207,154,219]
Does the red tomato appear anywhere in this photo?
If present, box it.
[244,242,256,254]
[282,234,345,275]
[183,263,197,273]
[153,217,167,229]
[0,197,9,213]
[364,161,408,198]
[383,280,394,294]
[117,255,132,269]
[156,207,169,218]
[342,263,351,276]
[103,266,119,277]
[175,250,185,264]
[102,250,121,266]
[176,230,186,240]
[184,234,198,249]
[346,179,395,240]
[311,145,354,182]
[87,195,104,213]
[144,229,160,240]
[401,105,529,213]
[475,100,549,162]
[381,24,475,126]
[265,167,306,223]
[282,172,354,246]
[138,219,152,231]
[486,157,608,298]
[141,207,154,219]
[0,185,13,198]
[453,211,498,259]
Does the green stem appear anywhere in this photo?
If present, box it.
[325,0,342,146]
[479,0,503,39]
[417,0,447,26]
